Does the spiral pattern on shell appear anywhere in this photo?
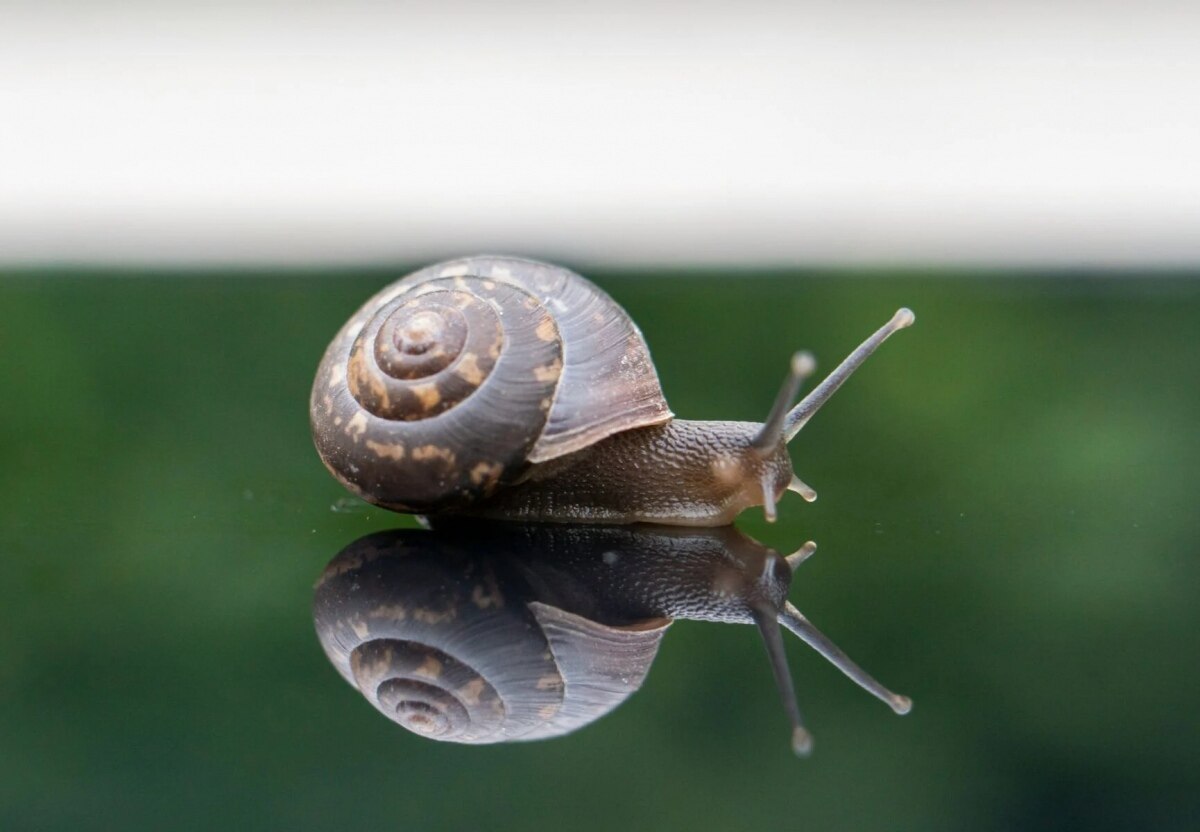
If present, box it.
[349,640,513,742]
[313,530,670,745]
[310,256,673,513]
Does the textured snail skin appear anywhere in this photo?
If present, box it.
[461,420,797,526]
[486,522,795,623]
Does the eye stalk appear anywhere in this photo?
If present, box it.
[752,351,816,453]
[752,308,916,523]
[751,602,815,755]
[785,307,915,441]
[749,540,911,756]
[753,352,815,523]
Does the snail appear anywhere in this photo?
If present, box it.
[310,255,913,524]
[313,521,911,754]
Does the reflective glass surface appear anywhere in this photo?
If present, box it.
[2,269,1198,830]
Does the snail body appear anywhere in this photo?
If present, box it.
[311,256,913,525]
[314,522,912,753]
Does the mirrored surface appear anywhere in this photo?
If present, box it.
[313,522,907,752]
[2,270,1199,830]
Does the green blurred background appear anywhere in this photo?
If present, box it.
[2,268,1198,831]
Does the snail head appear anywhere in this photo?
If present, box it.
[744,308,916,523]
[682,532,912,756]
[742,541,913,756]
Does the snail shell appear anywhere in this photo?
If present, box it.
[312,528,670,744]
[310,256,672,512]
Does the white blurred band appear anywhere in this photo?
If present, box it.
[2,1,1198,267]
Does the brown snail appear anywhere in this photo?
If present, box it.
[310,255,913,525]
[313,522,911,754]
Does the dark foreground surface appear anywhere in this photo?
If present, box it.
[2,267,1198,831]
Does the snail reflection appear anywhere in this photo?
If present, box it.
[313,522,910,755]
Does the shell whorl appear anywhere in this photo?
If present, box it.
[349,640,508,742]
[310,256,672,513]
[314,540,568,744]
[313,531,669,745]
[313,274,563,511]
